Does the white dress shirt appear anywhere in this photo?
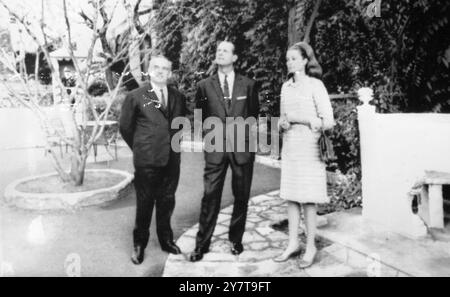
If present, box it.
[218,70,235,99]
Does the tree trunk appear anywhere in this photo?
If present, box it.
[47,146,72,182]
[288,0,322,46]
[288,4,299,45]
[66,101,86,186]
[288,0,311,46]
[303,0,323,44]
[69,146,89,186]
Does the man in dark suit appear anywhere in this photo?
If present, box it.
[119,55,186,265]
[189,41,259,261]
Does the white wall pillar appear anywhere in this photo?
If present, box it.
[356,87,429,238]
[357,88,376,220]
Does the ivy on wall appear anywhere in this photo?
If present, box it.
[313,0,449,112]
[153,0,289,117]
[153,0,449,113]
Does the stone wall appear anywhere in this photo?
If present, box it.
[0,107,73,150]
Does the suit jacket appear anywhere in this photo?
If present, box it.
[119,83,187,168]
[196,73,259,165]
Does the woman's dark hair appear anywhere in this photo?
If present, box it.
[288,42,322,79]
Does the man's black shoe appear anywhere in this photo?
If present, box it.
[161,242,182,254]
[131,245,145,265]
[231,242,244,255]
[189,247,209,262]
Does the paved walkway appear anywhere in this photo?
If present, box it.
[3,140,445,276]
[0,146,281,277]
[163,190,368,277]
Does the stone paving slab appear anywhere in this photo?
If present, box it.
[163,193,368,277]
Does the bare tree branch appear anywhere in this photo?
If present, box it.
[40,0,48,46]
[138,8,152,16]
[133,0,144,34]
[0,0,156,185]
[79,10,94,30]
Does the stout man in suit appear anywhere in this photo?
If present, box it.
[120,55,186,265]
[190,41,259,261]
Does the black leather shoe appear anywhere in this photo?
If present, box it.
[231,242,244,255]
[189,247,209,262]
[131,245,144,265]
[161,242,182,254]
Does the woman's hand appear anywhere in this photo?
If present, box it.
[309,118,322,132]
[278,114,291,132]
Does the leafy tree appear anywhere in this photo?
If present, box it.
[313,0,449,112]
[153,0,290,118]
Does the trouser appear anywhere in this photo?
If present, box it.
[195,153,254,251]
[133,157,180,249]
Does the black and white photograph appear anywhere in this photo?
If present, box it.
[0,0,449,281]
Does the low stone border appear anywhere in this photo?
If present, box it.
[3,169,133,211]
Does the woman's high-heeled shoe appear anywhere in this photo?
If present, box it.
[297,247,318,269]
[273,246,303,262]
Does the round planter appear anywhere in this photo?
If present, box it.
[3,169,133,211]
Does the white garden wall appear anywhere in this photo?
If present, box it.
[0,107,73,150]
[358,89,450,237]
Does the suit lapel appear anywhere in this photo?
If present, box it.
[210,75,227,112]
[146,84,159,103]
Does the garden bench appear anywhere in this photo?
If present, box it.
[416,170,450,229]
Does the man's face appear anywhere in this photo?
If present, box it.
[215,42,237,67]
[148,57,172,85]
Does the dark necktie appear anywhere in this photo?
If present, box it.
[223,75,231,109]
[160,89,166,109]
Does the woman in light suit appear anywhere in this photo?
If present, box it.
[273,42,335,268]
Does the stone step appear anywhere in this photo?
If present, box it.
[320,242,408,277]
[317,209,450,277]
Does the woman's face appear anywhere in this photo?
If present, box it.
[286,49,307,74]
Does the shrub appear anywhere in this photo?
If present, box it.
[319,169,362,214]
[328,99,360,176]
[88,80,109,97]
